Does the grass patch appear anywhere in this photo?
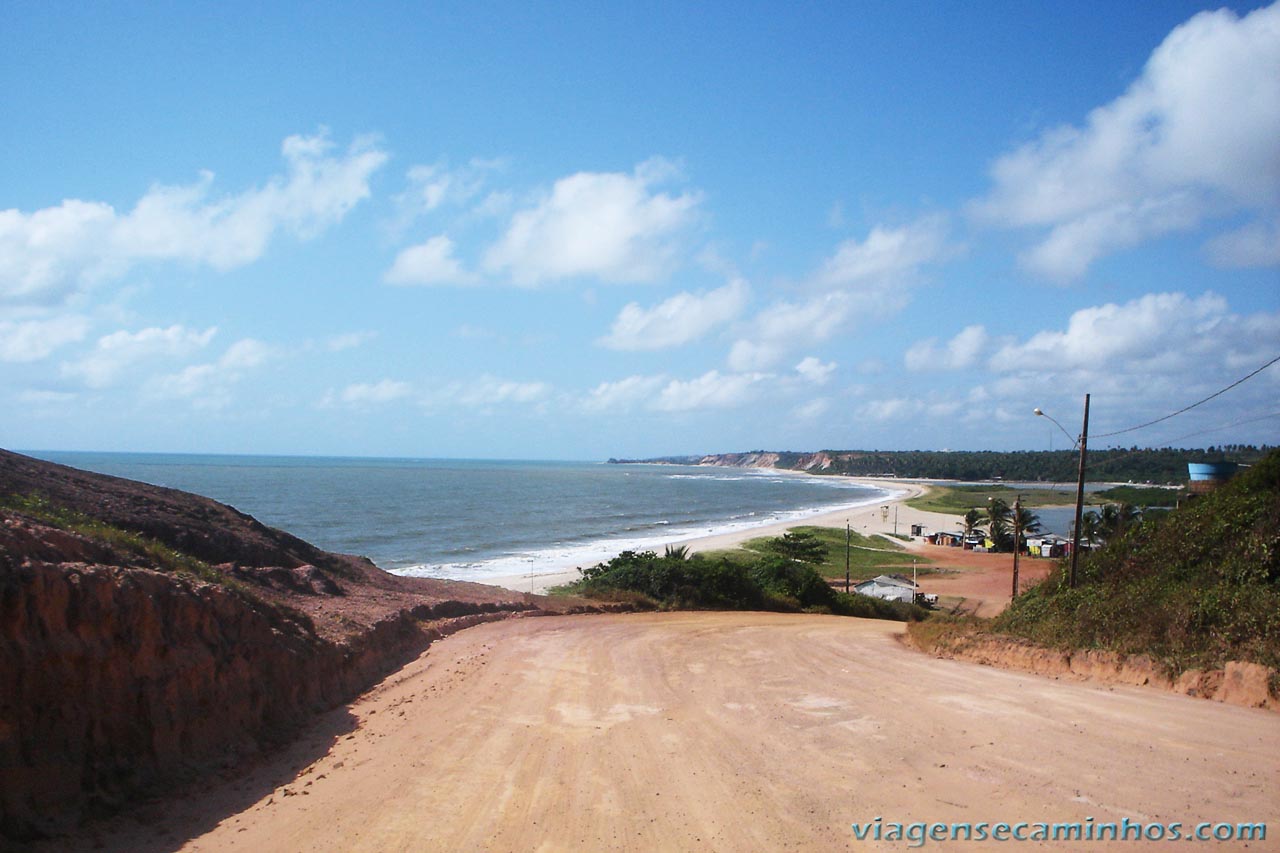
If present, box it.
[907,483,1077,515]
[2,492,248,593]
[1092,485,1179,507]
[736,525,932,580]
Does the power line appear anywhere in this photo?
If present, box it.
[1142,410,1280,447]
[1094,353,1280,439]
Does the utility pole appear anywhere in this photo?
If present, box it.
[1069,394,1091,589]
[893,504,898,536]
[1012,495,1021,598]
[845,520,851,594]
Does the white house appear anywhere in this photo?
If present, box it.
[853,574,917,603]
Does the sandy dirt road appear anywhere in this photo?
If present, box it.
[71,613,1276,852]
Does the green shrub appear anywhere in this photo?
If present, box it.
[565,537,928,623]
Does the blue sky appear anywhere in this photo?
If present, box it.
[3,1,1278,460]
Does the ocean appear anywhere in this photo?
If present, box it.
[25,452,895,583]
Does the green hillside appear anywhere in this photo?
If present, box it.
[993,450,1280,675]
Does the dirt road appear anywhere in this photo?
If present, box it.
[70,613,1275,852]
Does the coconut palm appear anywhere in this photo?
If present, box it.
[1011,505,1042,552]
[962,508,986,540]
[1099,503,1141,539]
[985,498,1011,552]
[1080,510,1104,545]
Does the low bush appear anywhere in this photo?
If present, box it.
[563,543,927,622]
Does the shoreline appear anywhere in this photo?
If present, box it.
[482,477,960,594]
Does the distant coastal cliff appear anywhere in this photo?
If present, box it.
[0,449,597,842]
[610,446,1274,484]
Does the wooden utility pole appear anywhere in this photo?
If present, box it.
[1069,394,1091,589]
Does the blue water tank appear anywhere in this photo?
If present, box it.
[1187,462,1238,481]
[1187,462,1237,493]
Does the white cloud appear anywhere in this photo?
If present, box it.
[815,217,953,289]
[325,330,377,351]
[219,339,270,370]
[384,235,475,285]
[598,279,748,350]
[63,324,217,388]
[582,374,669,412]
[1204,218,1280,268]
[322,379,414,408]
[728,219,954,372]
[484,158,701,285]
[426,375,552,410]
[17,389,77,405]
[654,370,770,412]
[860,398,921,422]
[728,291,851,370]
[0,131,388,304]
[1019,194,1201,280]
[974,3,1280,279]
[794,356,836,385]
[147,338,271,407]
[583,370,772,413]
[978,292,1280,436]
[390,158,506,229]
[905,324,990,371]
[990,292,1246,370]
[465,376,550,405]
[793,398,831,420]
[0,315,90,362]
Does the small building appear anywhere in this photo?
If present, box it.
[931,531,964,547]
[854,574,917,603]
[1027,534,1069,558]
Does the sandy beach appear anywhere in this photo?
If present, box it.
[485,477,956,594]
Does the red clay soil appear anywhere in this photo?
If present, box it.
[913,543,1054,617]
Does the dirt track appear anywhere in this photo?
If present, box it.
[69,613,1276,852]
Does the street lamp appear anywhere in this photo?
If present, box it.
[1035,395,1090,588]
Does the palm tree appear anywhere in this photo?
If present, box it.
[1099,503,1141,539]
[985,498,1011,552]
[962,508,985,540]
[1011,505,1042,552]
[1080,510,1104,545]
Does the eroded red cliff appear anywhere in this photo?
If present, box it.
[0,449,574,842]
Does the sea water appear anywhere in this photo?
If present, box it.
[25,452,895,582]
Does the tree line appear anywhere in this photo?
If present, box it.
[616,446,1274,485]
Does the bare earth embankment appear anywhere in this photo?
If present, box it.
[58,612,1278,852]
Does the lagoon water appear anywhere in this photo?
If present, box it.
[27,452,893,582]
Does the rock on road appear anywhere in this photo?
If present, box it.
[73,613,1277,852]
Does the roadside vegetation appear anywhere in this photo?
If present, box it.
[1,492,247,593]
[921,449,1280,677]
[731,525,932,579]
[556,533,927,622]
